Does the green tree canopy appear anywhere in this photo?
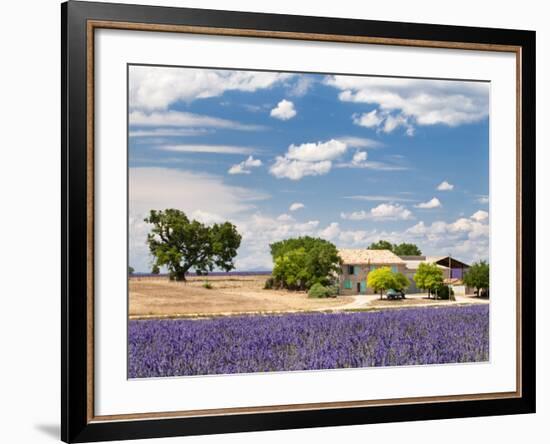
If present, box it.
[270,236,341,291]
[128,266,135,275]
[393,242,422,256]
[463,261,490,296]
[393,272,411,292]
[151,264,160,275]
[144,209,241,281]
[368,240,422,256]
[368,240,394,251]
[367,267,395,299]
[413,262,444,297]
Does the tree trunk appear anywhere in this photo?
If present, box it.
[170,269,187,281]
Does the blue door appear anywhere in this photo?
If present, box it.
[360,281,367,294]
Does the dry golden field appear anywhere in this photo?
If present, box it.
[129,275,348,318]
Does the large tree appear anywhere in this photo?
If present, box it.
[270,236,341,290]
[393,242,422,256]
[368,240,422,256]
[144,209,241,281]
[463,261,490,297]
[368,240,394,251]
[413,262,444,298]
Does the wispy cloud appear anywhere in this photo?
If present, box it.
[344,195,416,202]
[476,194,489,204]
[129,128,208,138]
[159,144,258,155]
[129,110,263,131]
[336,136,383,149]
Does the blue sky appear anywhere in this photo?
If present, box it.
[128,65,490,272]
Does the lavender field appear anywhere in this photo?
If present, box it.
[128,305,489,378]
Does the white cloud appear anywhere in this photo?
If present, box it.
[289,202,305,211]
[415,197,442,209]
[351,151,368,165]
[129,167,268,218]
[228,156,263,175]
[353,110,383,128]
[129,66,294,111]
[286,139,347,162]
[191,210,225,224]
[341,203,413,221]
[159,144,257,155]
[129,110,262,131]
[129,128,208,138]
[353,110,414,136]
[277,213,295,222]
[289,77,314,97]
[319,222,341,240]
[476,195,490,204]
[270,99,297,120]
[344,195,416,202]
[269,139,346,180]
[336,136,382,149]
[325,76,489,133]
[471,210,489,222]
[270,158,332,180]
[437,180,455,191]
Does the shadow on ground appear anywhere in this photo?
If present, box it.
[34,424,59,440]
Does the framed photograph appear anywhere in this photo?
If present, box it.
[62,1,535,442]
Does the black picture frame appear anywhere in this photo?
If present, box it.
[61,1,536,442]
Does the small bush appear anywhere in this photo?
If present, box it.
[436,285,454,300]
[264,277,275,289]
[308,283,337,298]
[202,280,213,289]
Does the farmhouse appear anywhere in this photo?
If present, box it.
[338,249,470,295]
[399,255,470,295]
[338,249,407,295]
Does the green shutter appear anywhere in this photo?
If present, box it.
[391,265,397,273]
[344,280,352,289]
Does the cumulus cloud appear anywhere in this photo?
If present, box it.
[129,66,294,111]
[269,139,346,180]
[341,203,413,221]
[270,99,297,120]
[325,76,489,134]
[415,197,442,209]
[289,202,305,211]
[129,110,262,131]
[471,210,489,222]
[228,156,263,175]
[353,110,414,136]
[437,180,455,191]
